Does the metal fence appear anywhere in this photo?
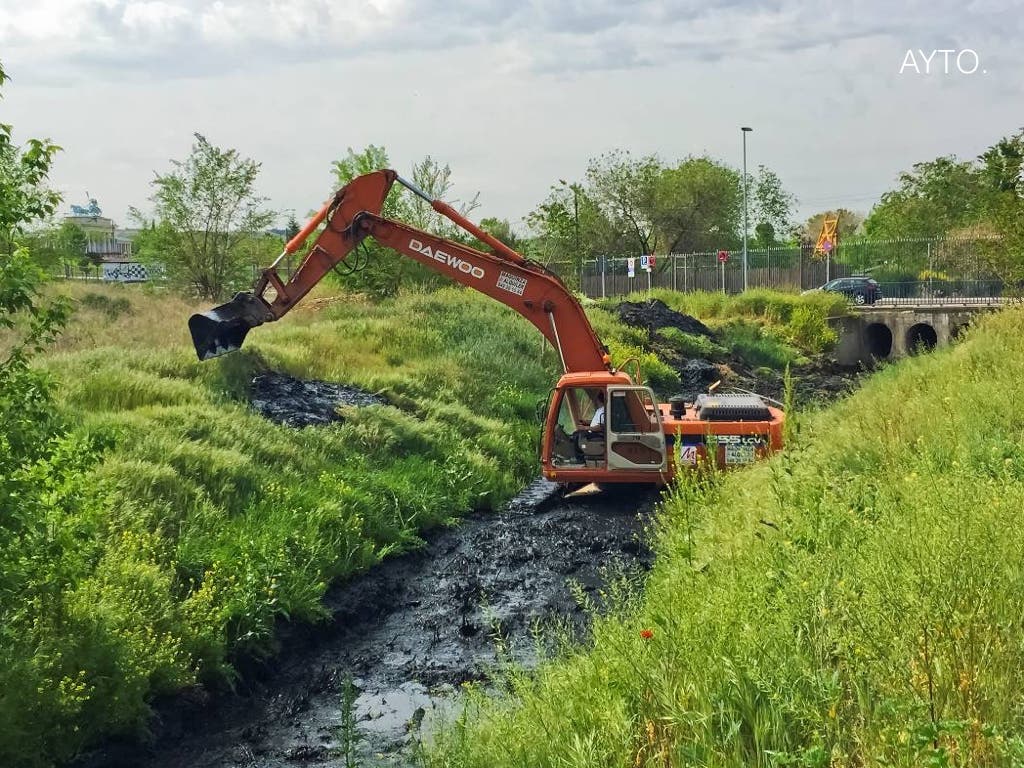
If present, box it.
[546,237,1010,306]
[50,236,1013,307]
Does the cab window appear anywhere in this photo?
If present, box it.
[570,388,603,425]
[609,388,659,434]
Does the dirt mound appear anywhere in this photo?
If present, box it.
[77,482,656,768]
[616,299,715,339]
[677,358,722,392]
[250,372,385,427]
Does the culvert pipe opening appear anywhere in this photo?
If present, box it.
[906,323,938,354]
[864,322,893,359]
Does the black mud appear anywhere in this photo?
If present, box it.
[250,373,386,427]
[78,481,656,768]
[617,299,715,339]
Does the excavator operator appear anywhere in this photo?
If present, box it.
[589,390,606,430]
[572,389,606,466]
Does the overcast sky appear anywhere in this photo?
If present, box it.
[1,0,1020,234]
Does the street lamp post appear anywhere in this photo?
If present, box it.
[741,126,753,293]
[559,179,582,289]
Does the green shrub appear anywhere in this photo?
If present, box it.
[79,291,132,319]
[606,340,680,393]
[786,304,838,352]
[614,288,846,360]
[655,326,728,359]
[719,320,803,369]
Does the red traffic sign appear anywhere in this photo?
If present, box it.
[717,250,729,263]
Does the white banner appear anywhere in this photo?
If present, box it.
[102,262,149,282]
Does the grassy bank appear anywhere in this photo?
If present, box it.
[3,282,576,766]
[0,282,867,766]
[426,307,1024,767]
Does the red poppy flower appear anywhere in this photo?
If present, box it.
[640,628,654,640]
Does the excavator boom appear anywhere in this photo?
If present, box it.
[189,170,610,373]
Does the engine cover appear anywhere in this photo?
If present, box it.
[695,393,772,422]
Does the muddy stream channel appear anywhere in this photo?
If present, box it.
[79,372,657,768]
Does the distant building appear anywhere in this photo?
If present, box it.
[63,198,147,281]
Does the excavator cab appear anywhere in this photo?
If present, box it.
[544,378,668,484]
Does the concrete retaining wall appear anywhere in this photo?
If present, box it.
[831,306,992,367]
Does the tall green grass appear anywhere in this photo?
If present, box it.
[426,308,1024,768]
[0,281,672,767]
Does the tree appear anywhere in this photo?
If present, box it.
[284,215,300,242]
[138,133,275,300]
[526,181,621,286]
[978,131,1024,193]
[329,146,480,296]
[526,185,579,275]
[586,150,661,256]
[653,156,743,253]
[969,131,1024,289]
[55,221,88,269]
[0,79,61,256]
[475,217,522,250]
[402,155,480,241]
[863,156,984,239]
[329,145,415,297]
[860,133,1024,291]
[750,166,796,246]
[0,63,68,369]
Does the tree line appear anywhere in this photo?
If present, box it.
[17,113,1024,299]
[116,139,806,300]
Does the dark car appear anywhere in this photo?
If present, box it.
[816,276,882,305]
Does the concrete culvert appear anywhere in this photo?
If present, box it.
[864,322,893,359]
[906,323,938,354]
[951,322,969,341]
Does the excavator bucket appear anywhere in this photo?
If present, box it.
[188,292,276,360]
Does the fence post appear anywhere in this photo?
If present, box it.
[672,254,677,291]
[601,256,606,299]
[927,241,933,301]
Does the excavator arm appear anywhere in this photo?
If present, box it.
[189,170,611,373]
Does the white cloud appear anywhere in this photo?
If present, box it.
[0,0,1019,83]
[0,0,118,43]
[0,0,1020,233]
[122,1,191,35]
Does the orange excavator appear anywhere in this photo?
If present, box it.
[189,170,784,486]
